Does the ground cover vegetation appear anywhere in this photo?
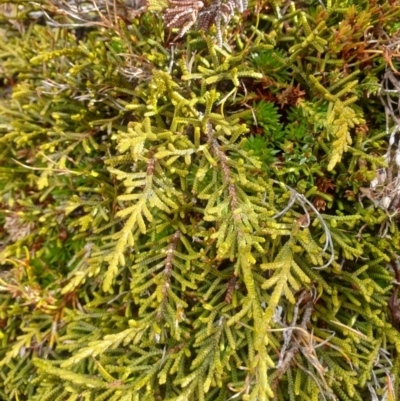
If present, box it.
[1,0,400,400]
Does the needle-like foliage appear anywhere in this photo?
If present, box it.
[1,0,400,400]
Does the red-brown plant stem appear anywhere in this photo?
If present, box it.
[158,230,181,319]
[205,122,242,223]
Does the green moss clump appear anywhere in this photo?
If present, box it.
[1,0,400,400]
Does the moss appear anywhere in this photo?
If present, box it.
[1,0,400,400]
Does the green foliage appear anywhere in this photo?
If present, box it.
[250,49,289,83]
[244,135,280,168]
[252,100,283,138]
[1,0,400,400]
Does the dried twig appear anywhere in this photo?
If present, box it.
[272,182,335,270]
[164,0,248,45]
